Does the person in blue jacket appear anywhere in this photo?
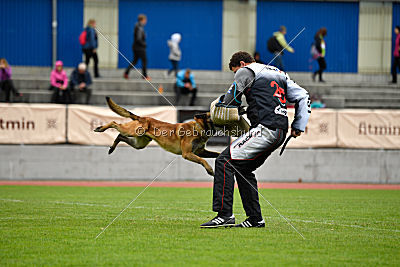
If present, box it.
[82,19,100,78]
[175,69,197,106]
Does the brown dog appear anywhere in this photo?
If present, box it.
[94,97,219,175]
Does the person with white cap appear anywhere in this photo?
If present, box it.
[69,63,92,104]
[167,33,182,77]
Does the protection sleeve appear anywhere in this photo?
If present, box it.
[285,73,311,132]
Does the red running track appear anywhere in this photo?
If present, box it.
[0,181,399,190]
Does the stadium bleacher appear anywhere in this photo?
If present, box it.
[5,66,399,109]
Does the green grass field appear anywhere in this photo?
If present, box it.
[1,185,399,266]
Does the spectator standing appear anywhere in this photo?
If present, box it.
[82,19,100,78]
[391,26,400,84]
[267,26,294,71]
[70,63,92,104]
[167,33,182,77]
[50,61,71,104]
[312,27,327,83]
[253,52,264,64]
[0,58,22,103]
[175,69,197,106]
[124,14,150,80]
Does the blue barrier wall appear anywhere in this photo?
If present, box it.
[0,0,52,66]
[256,1,359,73]
[118,0,223,70]
[57,0,84,67]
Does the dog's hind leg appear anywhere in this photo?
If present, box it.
[109,134,123,154]
[122,135,152,149]
[94,121,118,132]
[109,134,152,154]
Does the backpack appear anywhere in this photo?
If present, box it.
[267,36,282,53]
[310,43,320,59]
[79,29,87,46]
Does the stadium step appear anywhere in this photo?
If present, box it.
[11,89,221,107]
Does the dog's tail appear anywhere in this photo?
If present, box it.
[106,97,140,120]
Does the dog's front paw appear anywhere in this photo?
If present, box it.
[206,168,215,176]
[94,126,104,132]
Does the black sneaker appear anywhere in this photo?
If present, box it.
[200,215,235,228]
[234,218,265,228]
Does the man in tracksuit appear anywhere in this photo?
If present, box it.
[201,51,310,228]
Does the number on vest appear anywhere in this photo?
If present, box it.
[270,81,286,104]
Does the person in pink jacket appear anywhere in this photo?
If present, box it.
[391,26,400,84]
[50,60,71,103]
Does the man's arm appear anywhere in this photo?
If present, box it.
[87,28,96,49]
[220,67,254,107]
[86,71,92,86]
[70,70,78,87]
[190,74,196,88]
[285,74,311,133]
[176,72,185,87]
[276,34,294,53]
[134,26,146,48]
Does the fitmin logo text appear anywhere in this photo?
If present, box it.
[0,118,35,130]
[359,122,400,136]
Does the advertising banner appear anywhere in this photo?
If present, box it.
[287,109,338,148]
[0,103,66,144]
[337,110,400,149]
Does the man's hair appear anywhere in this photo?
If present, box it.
[87,19,95,27]
[78,63,87,71]
[138,14,147,22]
[280,25,287,33]
[229,51,255,70]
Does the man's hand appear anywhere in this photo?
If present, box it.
[291,129,302,138]
[93,49,96,53]
[79,83,86,90]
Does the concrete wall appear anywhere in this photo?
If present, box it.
[84,0,119,68]
[358,1,392,74]
[222,0,257,71]
[0,145,399,184]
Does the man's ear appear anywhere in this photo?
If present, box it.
[240,61,246,67]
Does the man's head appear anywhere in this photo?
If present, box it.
[229,51,255,72]
[87,19,96,28]
[138,14,147,25]
[395,26,400,35]
[78,63,87,74]
[184,69,191,78]
[279,25,287,35]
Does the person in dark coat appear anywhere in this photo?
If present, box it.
[124,14,150,80]
[70,63,92,104]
